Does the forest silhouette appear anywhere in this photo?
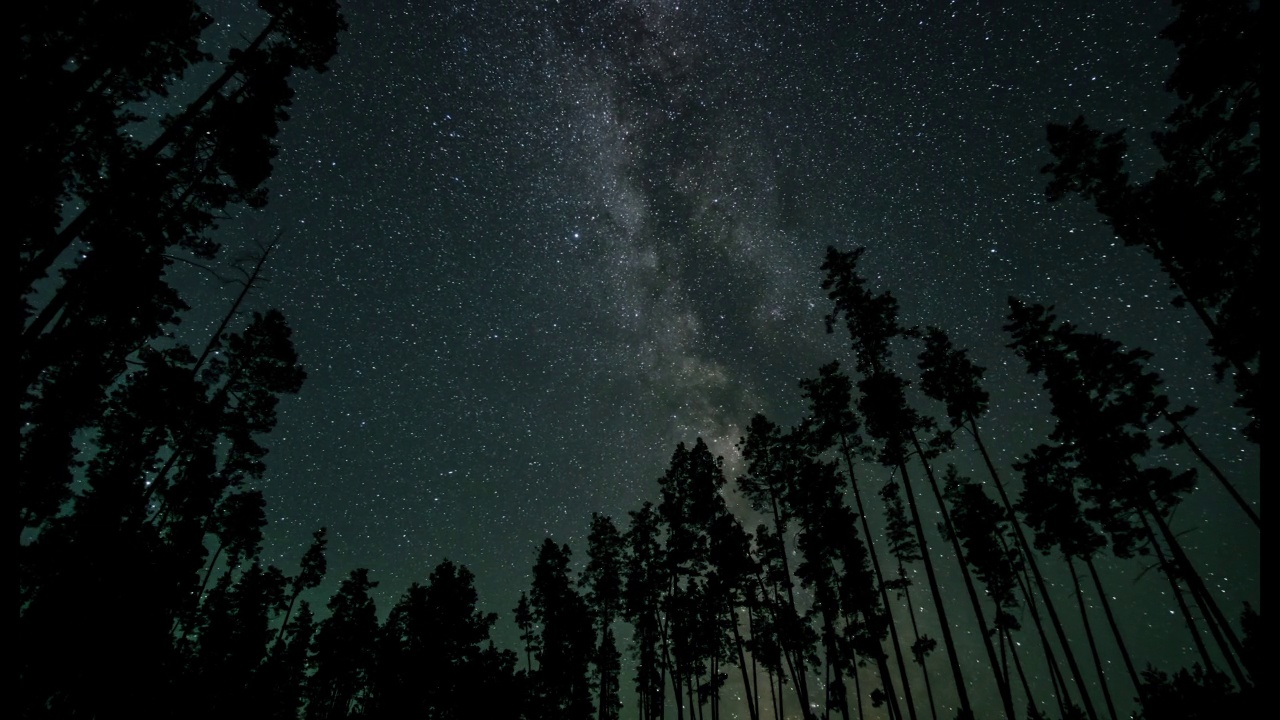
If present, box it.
[17,1,1259,719]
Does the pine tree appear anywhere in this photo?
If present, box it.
[879,479,939,720]
[306,568,380,720]
[184,561,289,718]
[707,510,763,720]
[1040,0,1261,442]
[371,560,518,719]
[737,420,819,719]
[918,326,1099,719]
[623,502,666,720]
[529,538,595,720]
[582,513,625,720]
[1016,445,1129,720]
[941,467,1036,714]
[1006,299,1250,690]
[822,245,976,719]
[657,438,739,720]
[800,361,915,720]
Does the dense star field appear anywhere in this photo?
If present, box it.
[19,1,1259,718]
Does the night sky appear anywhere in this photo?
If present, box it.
[181,2,1259,717]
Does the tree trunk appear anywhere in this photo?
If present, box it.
[1143,503,1249,686]
[892,453,972,718]
[837,434,913,720]
[1066,555,1117,720]
[969,419,1100,720]
[729,606,759,720]
[900,580,939,720]
[1134,510,1216,673]
[914,435,1015,719]
[1072,559,1140,711]
[1162,412,1258,527]
[766,490,815,718]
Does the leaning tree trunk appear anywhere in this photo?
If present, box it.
[969,418,1100,720]
[891,453,973,719]
[1083,556,1143,705]
[1162,411,1258,527]
[1141,503,1249,687]
[1134,510,1216,674]
[837,434,913,720]
[914,435,1016,720]
[899,577,939,720]
[1066,555,1118,720]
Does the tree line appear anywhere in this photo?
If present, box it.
[18,1,1258,718]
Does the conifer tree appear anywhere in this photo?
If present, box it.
[822,245,976,719]
[515,591,538,675]
[1039,0,1261,442]
[529,538,595,720]
[582,513,625,720]
[259,600,317,719]
[1006,299,1250,689]
[800,361,915,720]
[306,568,380,720]
[918,326,1098,719]
[184,560,289,718]
[371,560,518,719]
[879,479,939,720]
[1016,445,1130,720]
[707,510,763,720]
[941,467,1037,714]
[623,502,666,720]
[657,438,740,719]
[738,420,819,719]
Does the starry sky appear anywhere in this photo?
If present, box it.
[180,1,1258,717]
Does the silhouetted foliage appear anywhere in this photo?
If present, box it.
[582,513,625,720]
[306,568,379,719]
[529,538,595,720]
[1041,0,1261,441]
[822,244,977,718]
[16,4,346,715]
[738,420,819,719]
[622,502,666,720]
[371,560,518,719]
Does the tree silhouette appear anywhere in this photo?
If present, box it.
[280,526,329,639]
[1006,298,1250,690]
[529,538,595,720]
[306,568,380,720]
[19,304,307,716]
[18,4,348,557]
[582,513,625,720]
[658,438,743,719]
[371,559,518,719]
[941,466,1036,714]
[1016,445,1127,720]
[623,502,666,720]
[751,521,805,720]
[707,509,763,720]
[16,6,348,716]
[737,420,819,719]
[515,590,538,675]
[258,600,317,719]
[918,326,1098,719]
[879,479,939,720]
[799,361,914,720]
[1040,0,1261,442]
[183,560,289,718]
[822,245,977,719]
